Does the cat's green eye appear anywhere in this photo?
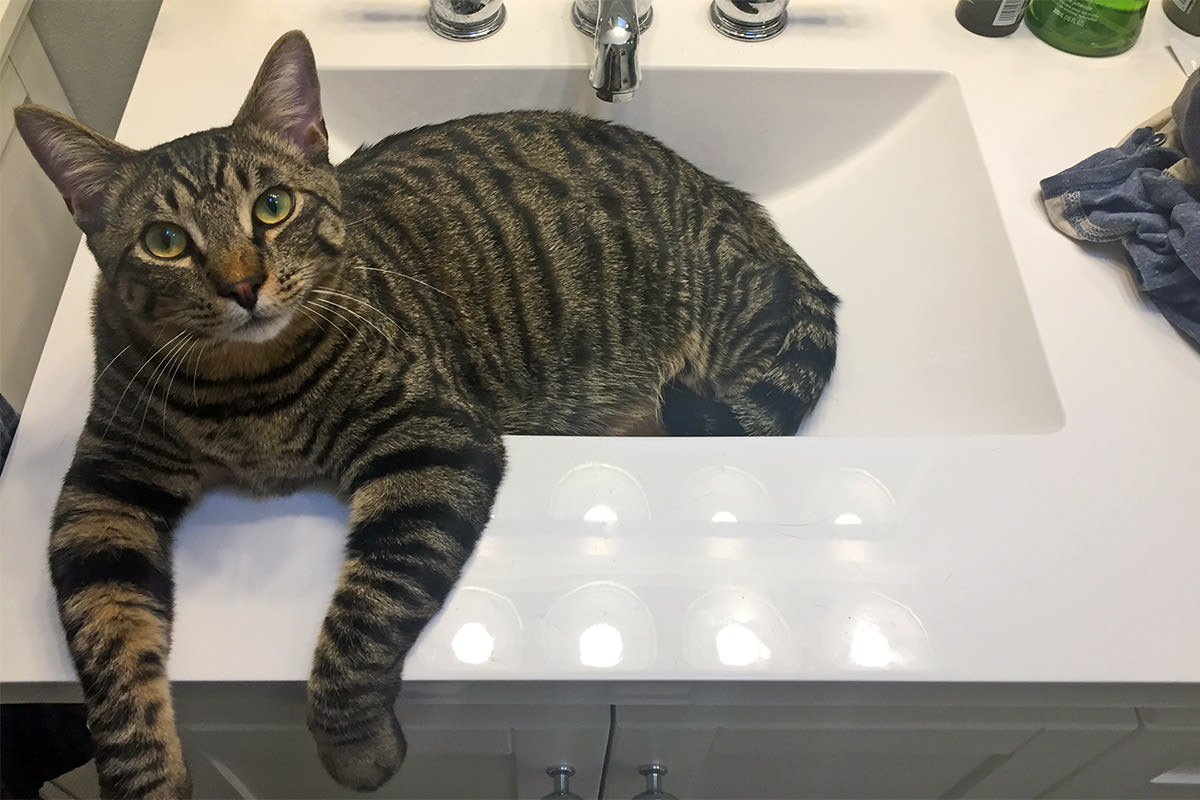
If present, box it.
[142,223,189,259]
[253,187,294,225]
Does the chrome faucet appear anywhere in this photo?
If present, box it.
[571,0,653,102]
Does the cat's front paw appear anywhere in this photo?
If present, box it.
[151,771,193,800]
[312,713,407,791]
[97,759,192,800]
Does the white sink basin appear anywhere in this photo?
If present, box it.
[320,67,1062,436]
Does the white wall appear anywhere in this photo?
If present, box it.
[0,1,158,411]
[27,0,160,137]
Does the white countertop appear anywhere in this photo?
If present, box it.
[3,0,1199,689]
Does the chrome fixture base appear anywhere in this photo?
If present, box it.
[427,2,506,40]
[571,5,653,36]
[709,1,787,41]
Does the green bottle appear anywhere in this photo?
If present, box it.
[1025,0,1150,57]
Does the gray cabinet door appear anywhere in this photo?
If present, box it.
[174,686,610,799]
[1045,707,1200,799]
[603,704,1137,799]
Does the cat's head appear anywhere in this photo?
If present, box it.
[13,31,343,344]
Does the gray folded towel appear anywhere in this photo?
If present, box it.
[1041,69,1200,346]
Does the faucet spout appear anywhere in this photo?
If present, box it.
[572,0,653,102]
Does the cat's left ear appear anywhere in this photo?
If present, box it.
[234,30,328,163]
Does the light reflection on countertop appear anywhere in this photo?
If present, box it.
[419,587,523,673]
[676,466,773,524]
[541,581,657,671]
[835,593,932,671]
[410,581,934,676]
[797,468,898,529]
[550,462,651,523]
[406,458,934,677]
[684,587,789,670]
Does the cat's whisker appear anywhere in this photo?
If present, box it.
[307,297,365,342]
[299,301,352,344]
[312,293,405,352]
[311,287,411,340]
[163,338,200,432]
[296,304,322,333]
[310,295,409,360]
[135,334,194,447]
[295,301,322,327]
[190,341,208,404]
[298,301,342,340]
[310,296,405,357]
[137,334,192,415]
[356,265,454,300]
[103,330,190,440]
[309,293,408,356]
[93,343,133,385]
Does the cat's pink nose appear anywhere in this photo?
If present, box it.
[217,276,264,311]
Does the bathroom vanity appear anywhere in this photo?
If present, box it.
[2,2,1198,797]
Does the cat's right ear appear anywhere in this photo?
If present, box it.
[13,105,131,235]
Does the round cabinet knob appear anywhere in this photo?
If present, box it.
[543,765,584,800]
[632,764,678,800]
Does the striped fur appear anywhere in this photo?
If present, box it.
[15,31,836,798]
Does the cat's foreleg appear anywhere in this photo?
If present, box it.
[49,434,199,799]
[310,421,505,790]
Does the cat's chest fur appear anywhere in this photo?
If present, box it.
[189,409,325,494]
[184,361,416,494]
[102,317,427,495]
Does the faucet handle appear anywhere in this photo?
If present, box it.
[428,0,507,40]
[710,0,788,41]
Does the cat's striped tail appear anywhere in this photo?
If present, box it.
[664,262,839,436]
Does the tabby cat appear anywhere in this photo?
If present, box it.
[14,31,837,799]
